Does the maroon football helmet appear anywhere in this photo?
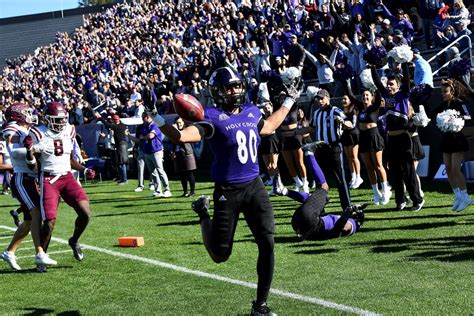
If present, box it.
[44,102,69,133]
[4,103,37,125]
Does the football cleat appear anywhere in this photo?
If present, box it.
[68,238,84,261]
[1,249,21,271]
[251,301,276,316]
[35,252,58,266]
[9,210,21,227]
[163,190,172,198]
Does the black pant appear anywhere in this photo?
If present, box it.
[314,143,351,209]
[386,133,423,205]
[212,176,274,303]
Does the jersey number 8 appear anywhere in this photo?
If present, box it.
[54,139,64,156]
[236,129,257,164]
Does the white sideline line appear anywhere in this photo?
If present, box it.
[0,226,380,315]
[0,236,14,239]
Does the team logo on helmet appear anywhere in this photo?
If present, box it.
[44,102,68,133]
[4,103,37,125]
[208,67,245,111]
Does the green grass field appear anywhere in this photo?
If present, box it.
[0,177,473,315]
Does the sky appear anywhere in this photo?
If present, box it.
[0,0,80,19]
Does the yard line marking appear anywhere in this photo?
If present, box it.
[0,236,14,239]
[0,226,380,316]
[16,244,59,252]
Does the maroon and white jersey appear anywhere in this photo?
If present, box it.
[3,122,34,175]
[30,124,76,174]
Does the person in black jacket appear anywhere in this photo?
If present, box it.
[172,117,197,197]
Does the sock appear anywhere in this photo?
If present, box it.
[293,176,303,187]
[381,181,389,192]
[356,174,362,180]
[372,184,380,195]
[302,177,308,186]
[453,188,460,198]
[351,172,356,181]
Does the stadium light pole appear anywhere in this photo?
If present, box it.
[60,0,64,18]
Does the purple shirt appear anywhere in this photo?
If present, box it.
[322,215,357,238]
[204,104,263,184]
[140,121,163,154]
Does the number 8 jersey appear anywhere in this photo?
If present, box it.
[203,103,263,184]
[29,124,76,174]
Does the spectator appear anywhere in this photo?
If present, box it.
[172,117,196,197]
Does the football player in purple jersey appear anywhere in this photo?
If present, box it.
[277,187,366,241]
[153,67,302,316]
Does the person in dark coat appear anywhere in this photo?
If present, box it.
[172,117,197,197]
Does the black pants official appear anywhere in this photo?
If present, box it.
[212,176,274,303]
[386,133,423,206]
[314,142,351,209]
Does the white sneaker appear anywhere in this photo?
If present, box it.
[35,252,57,266]
[373,192,382,205]
[452,197,462,211]
[351,177,363,189]
[1,250,21,271]
[294,183,301,192]
[163,190,172,198]
[134,186,144,192]
[149,184,155,191]
[380,190,392,205]
[454,196,473,212]
[302,180,310,193]
[153,192,164,198]
[348,178,356,189]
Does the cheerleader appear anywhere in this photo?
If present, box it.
[434,80,472,211]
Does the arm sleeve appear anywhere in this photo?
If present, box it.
[371,66,389,95]
[401,62,411,93]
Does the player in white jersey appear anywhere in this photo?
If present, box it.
[25,102,95,263]
[0,132,22,226]
[0,103,57,271]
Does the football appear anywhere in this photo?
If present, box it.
[173,94,205,122]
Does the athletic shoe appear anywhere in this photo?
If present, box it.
[411,199,425,212]
[294,182,301,192]
[1,249,21,271]
[452,196,462,211]
[302,180,310,193]
[117,181,128,186]
[348,178,356,189]
[163,190,172,198]
[9,210,21,227]
[351,177,363,189]
[149,184,155,191]
[301,141,326,152]
[396,201,407,211]
[251,301,276,316]
[36,265,47,273]
[373,192,382,205]
[264,179,273,186]
[191,196,210,218]
[380,190,392,205]
[152,192,164,198]
[68,238,84,261]
[454,196,473,212]
[35,252,58,266]
[272,174,284,196]
[134,186,144,192]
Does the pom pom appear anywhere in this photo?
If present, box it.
[387,45,413,64]
[413,105,431,127]
[364,46,387,68]
[436,109,465,133]
[359,69,376,90]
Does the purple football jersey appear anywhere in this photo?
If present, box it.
[321,215,357,238]
[204,104,263,184]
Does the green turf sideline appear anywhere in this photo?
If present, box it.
[0,225,380,316]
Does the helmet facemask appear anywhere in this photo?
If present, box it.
[45,114,68,133]
[211,81,245,112]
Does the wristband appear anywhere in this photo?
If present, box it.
[26,157,36,165]
[282,97,295,110]
[153,114,166,127]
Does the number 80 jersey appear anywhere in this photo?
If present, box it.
[29,124,76,174]
[204,103,263,184]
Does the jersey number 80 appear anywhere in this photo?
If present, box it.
[236,129,258,164]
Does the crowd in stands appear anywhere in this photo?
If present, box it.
[0,0,473,204]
